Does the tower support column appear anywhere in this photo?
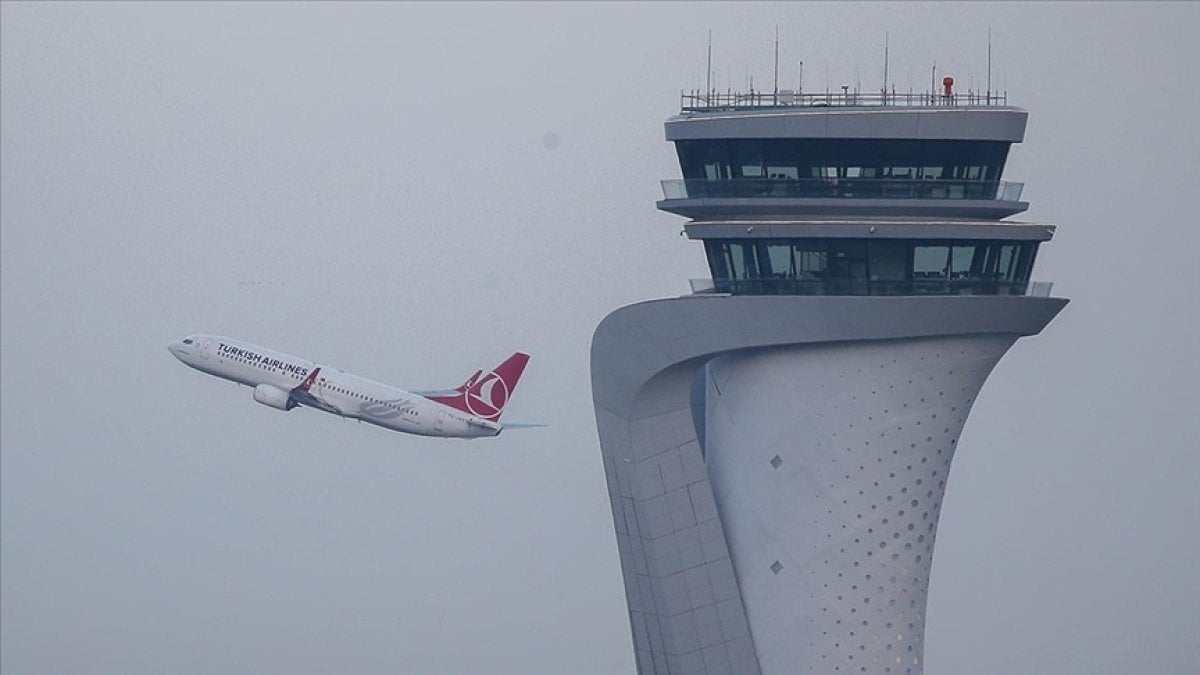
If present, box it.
[592,295,1065,675]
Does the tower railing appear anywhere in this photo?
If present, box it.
[687,277,1050,296]
[662,178,1024,201]
[681,89,1008,111]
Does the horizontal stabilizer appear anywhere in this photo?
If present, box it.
[411,388,461,398]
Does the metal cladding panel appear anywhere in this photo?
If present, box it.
[593,355,758,675]
[664,107,1028,142]
[591,295,1066,675]
[704,336,1016,675]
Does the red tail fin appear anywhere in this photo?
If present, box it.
[427,353,529,421]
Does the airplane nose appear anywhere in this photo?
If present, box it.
[168,342,184,359]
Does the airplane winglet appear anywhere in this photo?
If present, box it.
[297,367,321,392]
[289,366,341,415]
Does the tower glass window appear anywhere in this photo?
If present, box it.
[704,239,1039,296]
[677,139,1012,184]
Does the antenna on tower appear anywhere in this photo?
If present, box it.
[773,25,780,100]
[883,31,890,102]
[706,30,713,101]
[987,27,993,103]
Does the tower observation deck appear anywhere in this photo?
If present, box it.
[591,84,1067,675]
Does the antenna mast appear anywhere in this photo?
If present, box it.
[987,27,993,103]
[706,30,712,101]
[883,32,890,101]
[773,25,780,99]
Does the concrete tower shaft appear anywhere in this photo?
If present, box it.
[592,296,1065,674]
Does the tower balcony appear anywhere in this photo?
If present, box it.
[687,277,1054,297]
[658,178,1027,220]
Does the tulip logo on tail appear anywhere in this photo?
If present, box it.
[428,353,530,422]
[465,371,510,418]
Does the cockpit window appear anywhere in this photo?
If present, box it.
[182,338,194,345]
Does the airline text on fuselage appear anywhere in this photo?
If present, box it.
[218,342,310,378]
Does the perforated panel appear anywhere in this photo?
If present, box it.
[703,336,1016,675]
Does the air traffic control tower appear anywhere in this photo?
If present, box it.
[590,84,1068,675]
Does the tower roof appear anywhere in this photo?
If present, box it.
[667,101,1027,143]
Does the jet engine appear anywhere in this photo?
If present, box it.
[253,384,296,411]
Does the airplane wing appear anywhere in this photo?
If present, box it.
[291,389,342,415]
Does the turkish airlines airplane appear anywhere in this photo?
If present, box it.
[168,335,531,439]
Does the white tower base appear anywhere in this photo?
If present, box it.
[592,295,1065,675]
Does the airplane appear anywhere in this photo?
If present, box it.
[168,335,532,439]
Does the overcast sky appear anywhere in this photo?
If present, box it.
[2,2,1197,674]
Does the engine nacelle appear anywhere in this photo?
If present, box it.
[253,383,296,411]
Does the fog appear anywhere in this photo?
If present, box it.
[2,3,1197,674]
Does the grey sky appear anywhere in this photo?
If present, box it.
[1,2,1197,674]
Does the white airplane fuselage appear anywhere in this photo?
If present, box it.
[168,335,507,439]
